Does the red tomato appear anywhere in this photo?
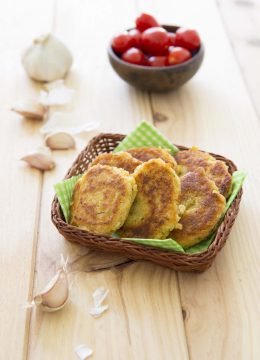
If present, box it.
[135,13,159,32]
[167,46,191,65]
[128,29,141,48]
[121,47,147,65]
[112,32,132,54]
[174,28,201,50]
[168,32,177,46]
[148,56,167,67]
[141,27,169,55]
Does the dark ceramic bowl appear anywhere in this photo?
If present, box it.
[108,25,204,92]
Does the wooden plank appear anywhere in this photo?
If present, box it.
[0,1,54,359]
[136,0,260,358]
[217,0,260,118]
[27,0,188,359]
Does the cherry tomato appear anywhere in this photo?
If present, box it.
[141,27,169,56]
[168,32,177,46]
[148,56,167,67]
[135,13,159,32]
[167,46,191,65]
[174,28,201,50]
[121,47,147,65]
[128,29,141,48]
[112,32,132,54]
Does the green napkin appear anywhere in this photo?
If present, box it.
[114,120,179,154]
[54,121,246,254]
[54,175,82,222]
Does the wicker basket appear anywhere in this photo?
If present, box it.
[51,133,243,272]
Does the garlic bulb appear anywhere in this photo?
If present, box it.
[22,34,73,82]
[44,131,75,150]
[11,99,47,120]
[33,256,69,312]
[21,146,55,170]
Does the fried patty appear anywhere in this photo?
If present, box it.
[127,147,178,171]
[118,159,181,239]
[175,147,232,198]
[207,160,232,199]
[70,165,137,234]
[170,168,226,249]
[90,152,142,173]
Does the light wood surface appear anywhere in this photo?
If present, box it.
[0,0,260,359]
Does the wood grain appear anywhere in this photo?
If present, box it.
[2,0,260,359]
[0,1,54,359]
[138,0,260,358]
[27,0,187,359]
[217,0,260,118]
[0,1,52,359]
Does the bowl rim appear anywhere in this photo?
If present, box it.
[108,24,204,70]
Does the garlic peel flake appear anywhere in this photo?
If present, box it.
[39,86,74,106]
[40,112,100,135]
[89,304,108,317]
[21,146,55,171]
[43,79,65,91]
[75,344,93,359]
[92,287,109,307]
[89,287,109,318]
[22,33,73,82]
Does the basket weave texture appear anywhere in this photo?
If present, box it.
[51,133,243,272]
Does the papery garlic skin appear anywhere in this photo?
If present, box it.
[75,344,93,359]
[21,146,55,171]
[22,34,73,82]
[40,112,100,135]
[45,131,75,150]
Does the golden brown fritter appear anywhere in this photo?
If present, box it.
[175,147,215,175]
[127,147,178,171]
[118,159,181,239]
[170,168,226,249]
[207,160,232,198]
[70,165,137,234]
[90,152,142,173]
[175,147,232,198]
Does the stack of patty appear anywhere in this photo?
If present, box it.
[70,146,232,249]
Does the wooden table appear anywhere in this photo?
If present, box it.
[1,0,260,359]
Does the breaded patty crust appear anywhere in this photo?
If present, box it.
[70,165,137,234]
[207,160,232,198]
[118,159,181,239]
[127,147,178,170]
[170,168,226,248]
[175,147,232,198]
[90,152,141,173]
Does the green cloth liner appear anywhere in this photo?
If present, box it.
[54,121,246,254]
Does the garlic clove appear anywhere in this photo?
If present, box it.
[11,99,46,120]
[33,256,69,312]
[21,146,55,171]
[44,131,75,150]
[75,344,93,359]
[40,111,100,135]
[22,33,73,82]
